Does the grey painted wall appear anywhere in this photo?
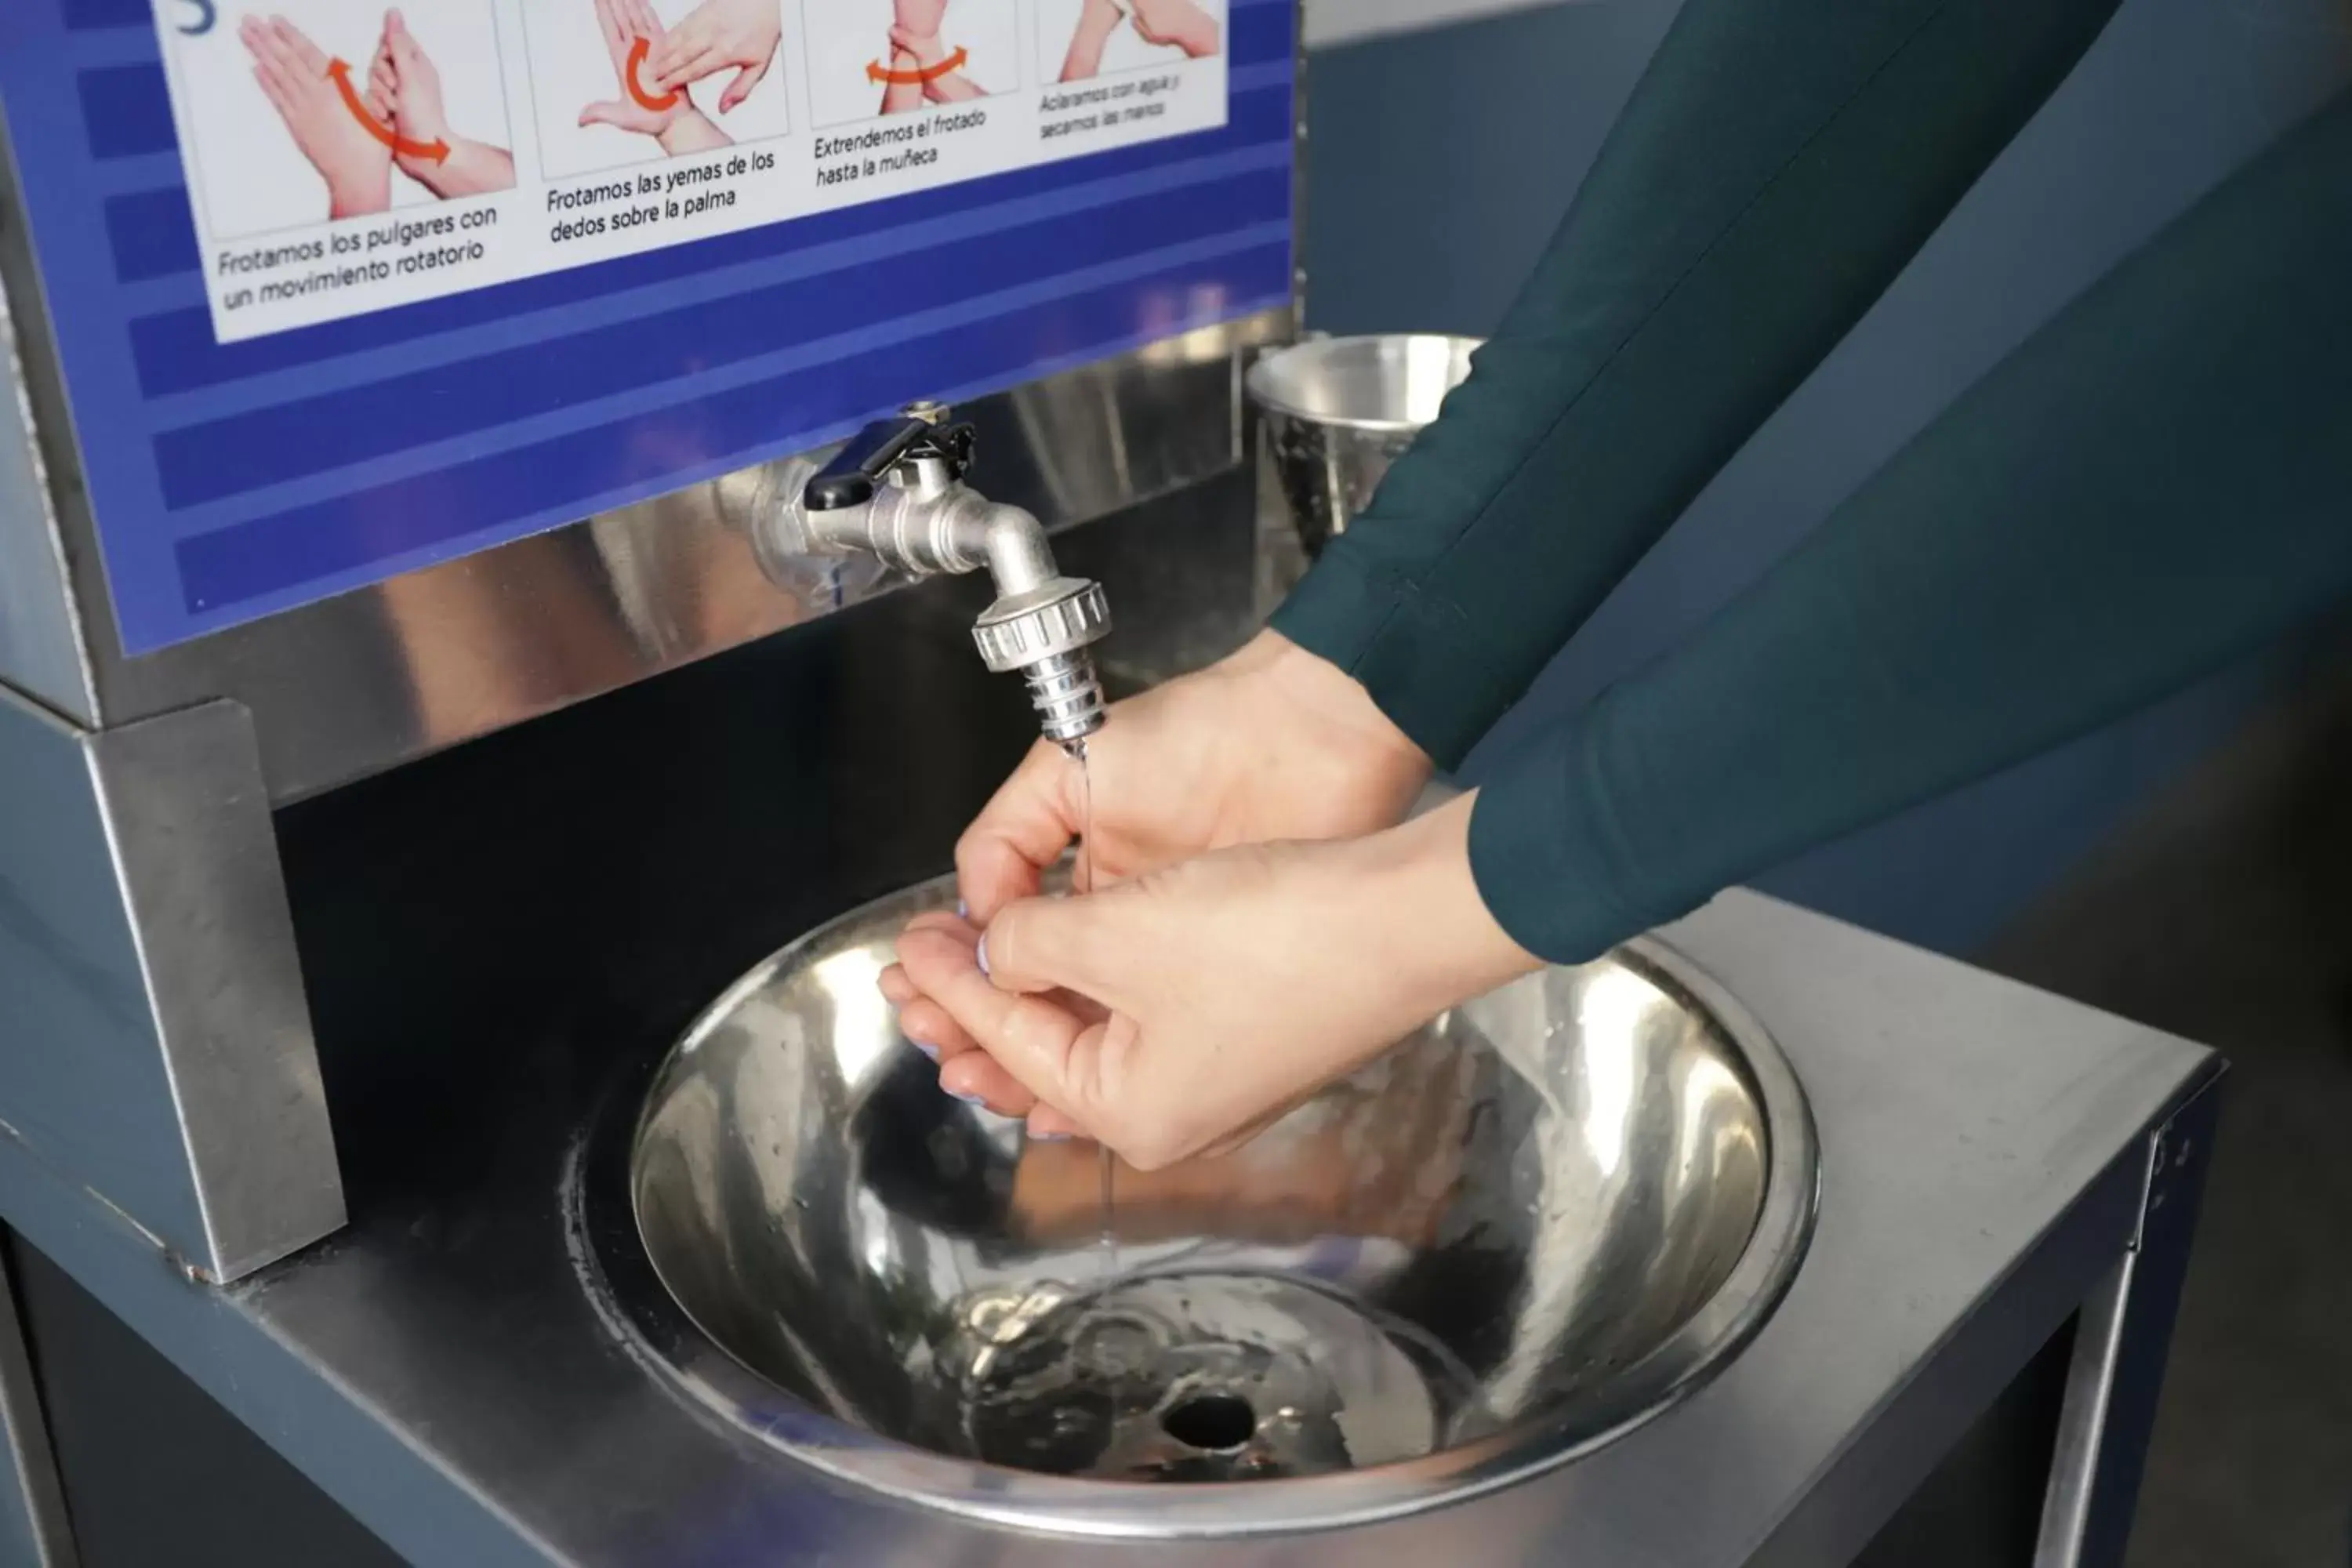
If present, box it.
[1302,0,2352,953]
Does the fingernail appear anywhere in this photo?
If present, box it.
[909,1040,938,1062]
[949,1091,988,1106]
[1029,1130,1071,1142]
[956,899,968,920]
[975,935,991,977]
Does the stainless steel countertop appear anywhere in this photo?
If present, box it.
[0,890,2214,1566]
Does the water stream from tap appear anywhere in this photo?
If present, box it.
[1062,738,1118,1282]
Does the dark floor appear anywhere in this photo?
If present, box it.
[1980,662,2352,1568]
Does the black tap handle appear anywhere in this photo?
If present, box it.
[803,414,932,511]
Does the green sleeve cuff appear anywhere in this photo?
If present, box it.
[1269,546,1536,771]
[1467,717,1675,965]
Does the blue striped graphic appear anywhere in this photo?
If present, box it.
[176,239,1287,610]
[62,0,147,29]
[1,0,1297,653]
[75,63,172,158]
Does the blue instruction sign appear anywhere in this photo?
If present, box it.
[0,0,1291,651]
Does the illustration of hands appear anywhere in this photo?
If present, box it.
[1129,0,1218,56]
[885,24,985,104]
[877,0,985,111]
[644,0,782,114]
[368,8,516,197]
[582,0,734,154]
[239,14,391,217]
[1058,0,1218,81]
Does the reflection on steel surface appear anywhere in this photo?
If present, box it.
[1248,332,1481,568]
[584,869,1817,1539]
[18,310,1283,801]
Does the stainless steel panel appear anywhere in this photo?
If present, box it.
[0,270,90,724]
[0,1244,75,1568]
[0,268,1283,801]
[0,686,342,1283]
[2032,1082,2222,1568]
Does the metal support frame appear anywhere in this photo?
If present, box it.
[0,1243,75,1568]
[0,685,343,1285]
[2034,1078,2224,1568]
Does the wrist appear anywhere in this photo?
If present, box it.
[401,147,451,197]
[1227,629,1429,788]
[1358,792,1543,1018]
[326,172,390,217]
[656,110,719,154]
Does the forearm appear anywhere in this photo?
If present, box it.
[658,111,731,155]
[325,169,390,218]
[1061,16,1114,81]
[1272,0,2122,770]
[1168,12,1217,56]
[410,138,512,198]
[1466,93,2352,963]
[881,48,926,113]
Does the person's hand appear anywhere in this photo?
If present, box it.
[1058,0,1123,82]
[1130,0,1219,56]
[582,0,693,136]
[368,9,517,196]
[646,0,781,113]
[583,0,733,153]
[240,13,391,218]
[952,630,1432,927]
[368,9,449,182]
[887,793,1541,1168]
[892,0,952,42]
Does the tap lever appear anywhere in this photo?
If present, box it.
[803,406,975,512]
[803,414,929,512]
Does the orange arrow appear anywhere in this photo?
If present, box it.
[866,46,968,85]
[626,36,681,111]
[328,60,448,162]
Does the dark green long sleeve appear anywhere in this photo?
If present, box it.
[1273,0,2125,769]
[1468,91,2352,962]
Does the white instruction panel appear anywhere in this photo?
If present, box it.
[152,0,1232,342]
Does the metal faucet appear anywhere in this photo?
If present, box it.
[734,401,1111,749]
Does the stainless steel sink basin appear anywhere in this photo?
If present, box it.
[576,873,1817,1538]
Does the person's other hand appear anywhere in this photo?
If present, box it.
[582,0,691,136]
[1057,0,1121,82]
[368,9,450,182]
[370,9,517,195]
[647,0,781,113]
[241,13,391,217]
[951,630,1431,927]
[1130,0,1219,56]
[888,794,1540,1167]
[892,0,952,43]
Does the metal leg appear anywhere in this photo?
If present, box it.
[2034,1076,2223,1568]
[0,1240,75,1568]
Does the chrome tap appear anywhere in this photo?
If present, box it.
[734,401,1111,749]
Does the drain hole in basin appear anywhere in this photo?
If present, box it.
[1161,1392,1256,1451]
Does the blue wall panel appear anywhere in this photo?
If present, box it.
[0,0,1295,654]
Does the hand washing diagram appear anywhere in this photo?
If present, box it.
[147,0,1229,341]
[520,0,791,177]
[803,0,1018,128]
[169,1,517,238]
[1036,0,1222,82]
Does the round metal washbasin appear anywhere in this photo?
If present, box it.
[580,871,1817,1539]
